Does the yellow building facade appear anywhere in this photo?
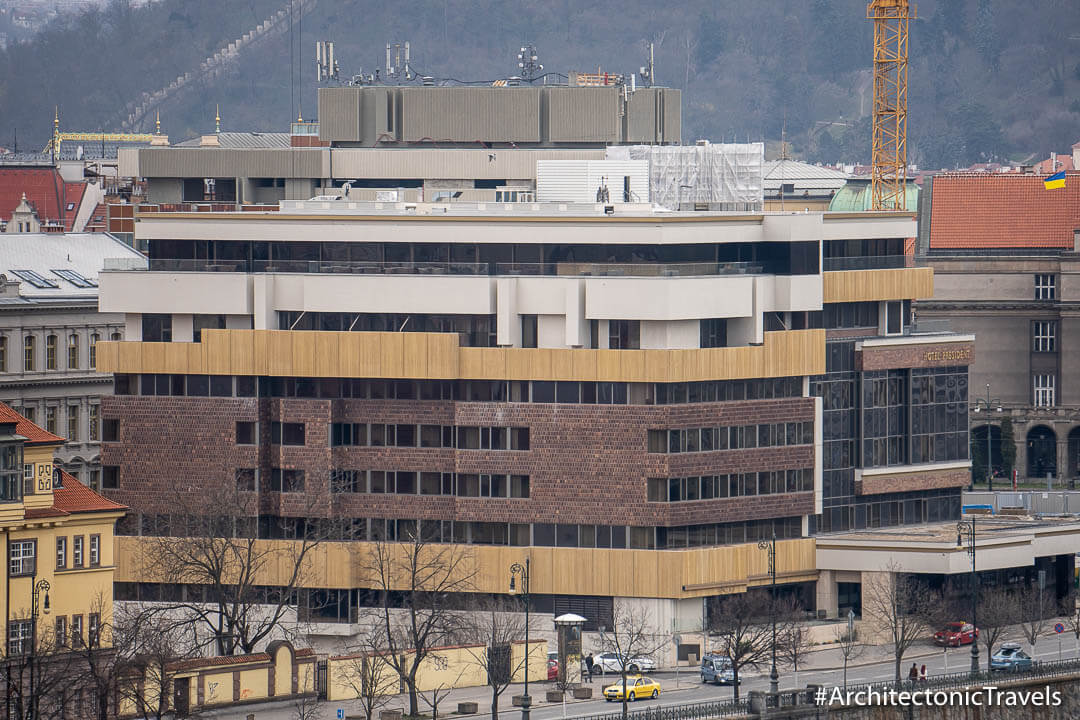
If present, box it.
[0,401,126,712]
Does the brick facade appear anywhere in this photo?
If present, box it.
[100,395,816,527]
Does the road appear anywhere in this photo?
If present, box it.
[203,638,1080,720]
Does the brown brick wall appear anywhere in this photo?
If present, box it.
[100,396,816,526]
[858,341,974,371]
[856,466,970,496]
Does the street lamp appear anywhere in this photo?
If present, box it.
[972,383,1003,491]
[509,559,531,720]
[956,520,979,676]
[29,578,51,720]
[757,531,779,694]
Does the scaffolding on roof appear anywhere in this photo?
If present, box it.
[607,143,764,211]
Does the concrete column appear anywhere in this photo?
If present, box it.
[496,278,518,346]
[816,569,839,620]
[1058,438,1069,486]
[124,314,142,341]
[173,314,194,343]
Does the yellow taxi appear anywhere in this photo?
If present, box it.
[603,675,661,701]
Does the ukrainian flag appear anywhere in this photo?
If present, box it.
[1044,170,1066,190]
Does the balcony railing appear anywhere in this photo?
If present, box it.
[823,254,918,271]
[141,259,766,277]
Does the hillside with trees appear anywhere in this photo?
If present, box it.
[1,0,1077,168]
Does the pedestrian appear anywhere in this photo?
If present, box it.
[585,653,595,682]
[908,662,918,685]
[920,664,927,683]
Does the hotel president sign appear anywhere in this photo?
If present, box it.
[859,341,975,371]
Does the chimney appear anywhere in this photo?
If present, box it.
[1074,229,1080,253]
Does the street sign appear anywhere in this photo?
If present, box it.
[338,710,345,719]
[1055,623,1065,634]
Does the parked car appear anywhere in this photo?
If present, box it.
[593,651,657,674]
[990,643,1033,672]
[933,622,978,647]
[603,676,661,701]
[547,657,559,681]
[700,653,738,685]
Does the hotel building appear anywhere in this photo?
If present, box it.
[93,196,975,649]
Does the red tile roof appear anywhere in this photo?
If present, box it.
[0,402,65,445]
[1033,155,1075,175]
[0,167,87,231]
[929,173,1080,249]
[84,202,108,232]
[53,470,127,514]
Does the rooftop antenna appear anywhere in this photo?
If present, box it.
[638,42,655,87]
[215,104,221,134]
[517,44,543,81]
[779,115,788,211]
[155,110,161,135]
[385,41,411,81]
[51,106,59,164]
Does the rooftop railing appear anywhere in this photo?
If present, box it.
[140,259,766,277]
[823,254,918,271]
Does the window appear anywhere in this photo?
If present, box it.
[236,421,256,445]
[1034,374,1056,407]
[23,335,34,371]
[7,620,31,655]
[110,331,121,341]
[331,423,367,446]
[68,333,79,369]
[52,268,97,288]
[71,615,83,647]
[9,540,35,576]
[700,318,728,348]
[45,334,57,370]
[1033,321,1056,352]
[141,314,172,342]
[89,333,99,369]
[56,536,67,568]
[23,463,33,496]
[55,616,68,648]
[67,405,79,441]
[270,422,305,445]
[89,535,100,566]
[608,320,640,349]
[0,445,21,503]
[89,405,99,441]
[521,314,538,348]
[88,613,100,646]
[10,269,58,289]
[102,418,119,442]
[0,335,6,371]
[88,469,100,491]
[193,314,226,342]
[21,405,33,423]
[73,536,84,567]
[102,466,119,489]
[45,406,56,434]
[236,468,257,491]
[1035,274,1056,300]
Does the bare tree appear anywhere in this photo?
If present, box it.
[361,531,477,717]
[139,481,330,656]
[1062,591,1080,657]
[707,592,774,702]
[68,593,121,720]
[463,596,530,720]
[775,597,813,687]
[3,614,75,720]
[974,587,1017,673]
[833,622,864,690]
[597,601,663,720]
[338,624,400,720]
[114,606,198,720]
[1018,584,1053,655]
[861,566,935,685]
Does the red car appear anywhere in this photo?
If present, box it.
[547,658,559,681]
[934,622,978,646]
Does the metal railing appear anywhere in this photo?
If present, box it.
[823,254,917,272]
[569,699,750,720]
[495,262,764,277]
[143,258,767,277]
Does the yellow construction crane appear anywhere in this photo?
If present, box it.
[867,0,916,211]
